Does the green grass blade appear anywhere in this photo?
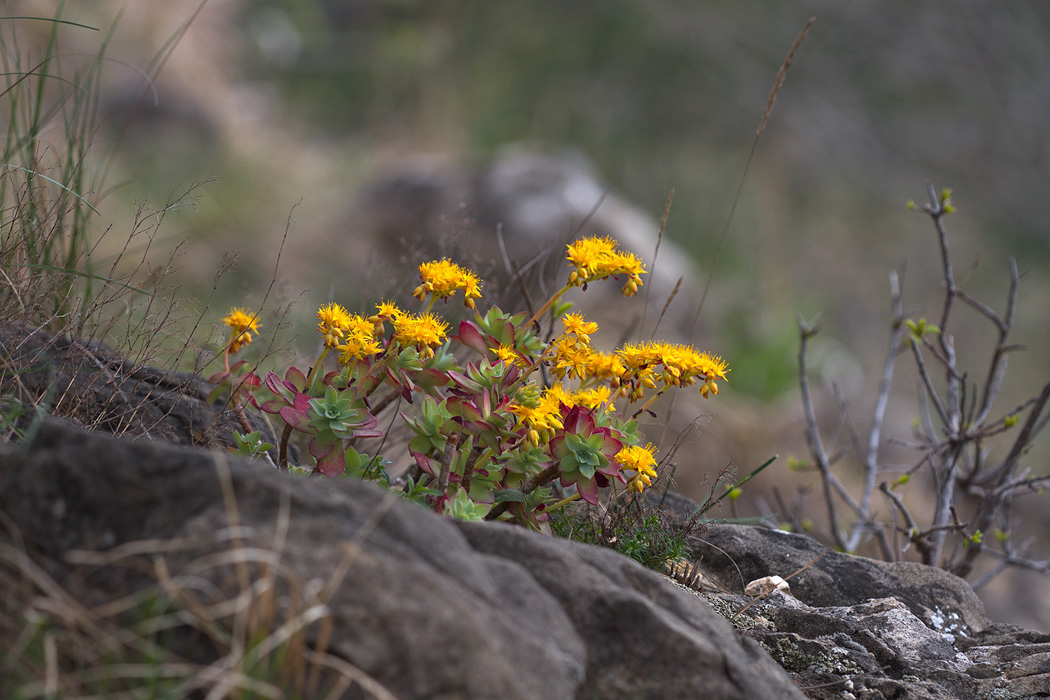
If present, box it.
[0,164,100,215]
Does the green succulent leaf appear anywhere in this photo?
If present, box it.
[493,488,525,503]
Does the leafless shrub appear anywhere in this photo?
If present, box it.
[797,184,1050,587]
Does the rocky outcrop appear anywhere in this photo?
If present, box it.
[660,492,1050,699]
[1,421,1048,699]
[0,322,275,451]
[0,420,801,700]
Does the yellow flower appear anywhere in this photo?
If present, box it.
[494,343,529,368]
[566,236,617,285]
[223,307,261,354]
[571,386,613,411]
[543,385,573,409]
[618,443,658,475]
[392,312,449,358]
[368,300,404,327]
[697,353,729,398]
[617,342,658,370]
[336,314,383,364]
[616,342,657,400]
[509,384,565,446]
[317,303,353,348]
[413,259,483,308]
[618,443,658,492]
[549,335,594,381]
[561,312,598,344]
[616,341,729,399]
[583,350,626,385]
[565,236,647,296]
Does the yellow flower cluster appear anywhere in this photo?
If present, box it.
[549,335,594,381]
[509,385,565,446]
[222,307,261,354]
[368,300,404,325]
[316,303,383,364]
[549,312,601,381]
[313,301,453,364]
[617,443,659,493]
[494,343,528,368]
[392,311,449,358]
[413,259,483,308]
[546,384,614,412]
[565,236,647,296]
[585,350,627,384]
[317,303,352,347]
[617,342,729,401]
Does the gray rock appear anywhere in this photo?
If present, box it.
[4,421,1048,699]
[658,492,1050,698]
[0,321,276,453]
[0,420,804,700]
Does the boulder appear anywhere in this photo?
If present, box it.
[0,420,802,700]
[658,492,1050,699]
[0,321,275,452]
[2,421,1048,698]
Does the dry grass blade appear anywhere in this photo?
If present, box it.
[690,17,817,341]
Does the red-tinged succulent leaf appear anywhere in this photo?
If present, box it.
[264,370,283,393]
[560,405,583,434]
[264,371,297,404]
[350,412,383,439]
[207,370,232,385]
[576,477,600,505]
[293,391,313,412]
[279,406,312,432]
[478,390,492,418]
[447,397,484,424]
[599,433,624,460]
[447,370,482,394]
[253,398,286,414]
[385,367,417,400]
[285,366,309,390]
[412,450,438,476]
[499,322,515,347]
[310,436,346,477]
[454,320,489,355]
[550,435,568,460]
[358,411,380,431]
[414,368,450,391]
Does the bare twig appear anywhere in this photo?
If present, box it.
[797,315,846,550]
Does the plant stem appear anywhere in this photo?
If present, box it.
[485,462,562,521]
[370,389,400,416]
[305,348,330,389]
[278,423,293,469]
[545,492,580,514]
[524,283,572,329]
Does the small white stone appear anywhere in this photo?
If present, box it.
[745,575,791,597]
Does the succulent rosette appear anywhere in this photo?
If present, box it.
[549,405,625,504]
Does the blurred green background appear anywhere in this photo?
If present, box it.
[70,0,1049,387]
[9,0,1050,626]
